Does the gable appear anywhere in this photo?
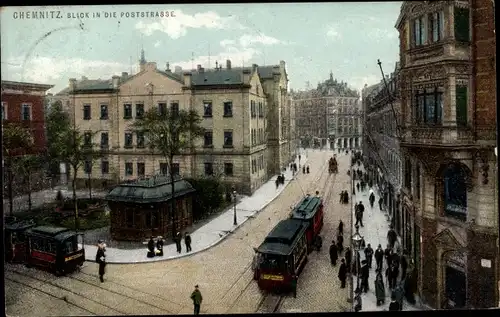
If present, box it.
[118,70,184,96]
[433,228,465,250]
[250,71,264,95]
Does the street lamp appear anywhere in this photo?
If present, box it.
[352,225,363,295]
[232,190,238,226]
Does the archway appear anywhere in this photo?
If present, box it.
[442,250,467,309]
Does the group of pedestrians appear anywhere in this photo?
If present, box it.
[339,191,349,204]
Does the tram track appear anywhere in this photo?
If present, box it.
[5,266,178,314]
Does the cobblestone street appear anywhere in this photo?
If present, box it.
[5,150,357,316]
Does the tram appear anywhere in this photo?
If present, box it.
[5,220,36,263]
[290,195,324,252]
[24,226,86,275]
[253,219,308,293]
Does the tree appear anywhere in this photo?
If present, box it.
[46,101,71,178]
[15,154,44,212]
[2,122,34,216]
[132,107,204,239]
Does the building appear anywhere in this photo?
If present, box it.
[1,80,54,194]
[395,0,497,309]
[293,73,362,150]
[362,63,403,237]
[58,53,292,195]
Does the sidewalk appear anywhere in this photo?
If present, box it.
[83,151,309,264]
[350,162,426,311]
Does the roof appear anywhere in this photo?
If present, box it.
[106,175,196,204]
[190,65,278,87]
[55,79,113,95]
[5,220,36,231]
[291,196,322,220]
[156,69,184,83]
[2,80,54,91]
[29,226,71,237]
[257,219,307,255]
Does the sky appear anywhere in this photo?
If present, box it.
[1,3,402,94]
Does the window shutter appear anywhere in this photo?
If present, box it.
[455,86,468,126]
[454,7,470,42]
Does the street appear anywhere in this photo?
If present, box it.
[5,150,354,316]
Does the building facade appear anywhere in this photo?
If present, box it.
[362,63,404,237]
[58,54,292,195]
[396,0,498,309]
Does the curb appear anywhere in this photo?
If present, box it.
[86,155,309,264]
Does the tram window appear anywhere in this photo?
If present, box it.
[77,235,84,250]
[64,236,78,253]
[261,254,285,270]
[31,237,43,251]
[47,241,57,254]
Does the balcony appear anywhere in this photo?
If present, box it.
[400,124,475,148]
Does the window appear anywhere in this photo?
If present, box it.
[171,163,180,176]
[413,16,426,46]
[137,162,145,176]
[134,131,144,148]
[124,132,133,148]
[443,163,467,221]
[258,102,264,117]
[414,88,443,125]
[404,159,412,190]
[204,131,213,147]
[415,165,421,200]
[224,131,233,148]
[251,101,256,118]
[203,101,212,117]
[125,162,133,176]
[455,86,468,126]
[251,129,255,146]
[204,162,213,176]
[22,104,32,121]
[454,7,470,42]
[136,104,144,119]
[100,132,109,149]
[223,101,233,117]
[171,102,179,118]
[100,104,108,120]
[84,160,92,174]
[224,163,233,176]
[84,132,92,147]
[160,163,168,175]
[123,104,132,119]
[2,102,7,120]
[101,160,109,174]
[158,103,167,116]
[430,11,444,42]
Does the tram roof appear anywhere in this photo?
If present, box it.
[5,220,36,231]
[291,195,322,220]
[27,226,80,241]
[257,219,307,255]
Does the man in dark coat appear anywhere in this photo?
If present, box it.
[147,237,156,258]
[338,258,347,288]
[360,259,370,292]
[388,262,399,290]
[96,241,106,283]
[356,182,360,192]
[175,232,182,253]
[388,294,400,311]
[337,233,344,254]
[374,244,384,271]
[275,177,280,189]
[355,202,364,227]
[375,271,385,306]
[345,247,352,274]
[387,225,397,249]
[343,191,349,204]
[190,285,203,315]
[378,197,383,210]
[369,192,375,208]
[306,166,310,173]
[339,191,344,203]
[185,232,192,252]
[364,243,374,268]
[384,245,392,269]
[329,240,338,266]
[338,220,344,236]
[400,251,408,281]
[393,281,405,311]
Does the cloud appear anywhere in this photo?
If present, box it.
[135,10,245,39]
[2,56,127,88]
[348,74,380,92]
[172,46,261,70]
[326,25,342,40]
[220,39,235,47]
[154,40,161,48]
[238,34,285,47]
[369,28,398,41]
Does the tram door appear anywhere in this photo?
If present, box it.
[445,266,466,309]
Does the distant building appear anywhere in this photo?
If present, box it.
[56,52,294,194]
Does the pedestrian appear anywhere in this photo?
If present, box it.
[175,232,182,253]
[302,165,306,174]
[156,236,164,257]
[95,240,106,283]
[375,271,385,306]
[360,259,369,292]
[306,166,310,174]
[338,219,344,236]
[393,281,405,311]
[385,246,392,269]
[345,247,352,274]
[275,178,279,189]
[356,182,360,192]
[388,294,400,311]
[329,240,338,266]
[338,258,347,288]
[401,250,408,281]
[387,225,397,249]
[343,191,349,204]
[375,244,384,271]
[281,174,285,184]
[357,201,365,227]
[364,243,374,268]
[190,285,203,315]
[339,191,344,203]
[147,236,156,258]
[185,232,192,252]
[369,191,375,208]
[389,262,399,290]
[337,233,344,254]
[378,197,383,210]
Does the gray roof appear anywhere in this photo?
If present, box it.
[257,219,307,255]
[106,176,196,204]
[56,79,112,95]
[190,65,279,87]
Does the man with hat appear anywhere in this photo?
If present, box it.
[95,240,107,283]
[329,240,338,266]
[360,259,370,293]
[190,284,203,315]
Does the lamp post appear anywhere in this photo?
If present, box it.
[232,190,238,226]
[352,224,363,309]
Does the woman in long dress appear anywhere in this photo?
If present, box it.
[375,271,386,306]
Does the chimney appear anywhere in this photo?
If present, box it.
[198,66,204,73]
[242,69,251,84]
[197,64,202,71]
[226,59,231,70]
[183,72,192,87]
[166,62,171,72]
[252,64,258,72]
[174,66,182,73]
[280,60,285,69]
[112,75,120,89]
[69,78,77,92]
[81,76,88,81]
[146,62,157,71]
[121,72,128,80]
